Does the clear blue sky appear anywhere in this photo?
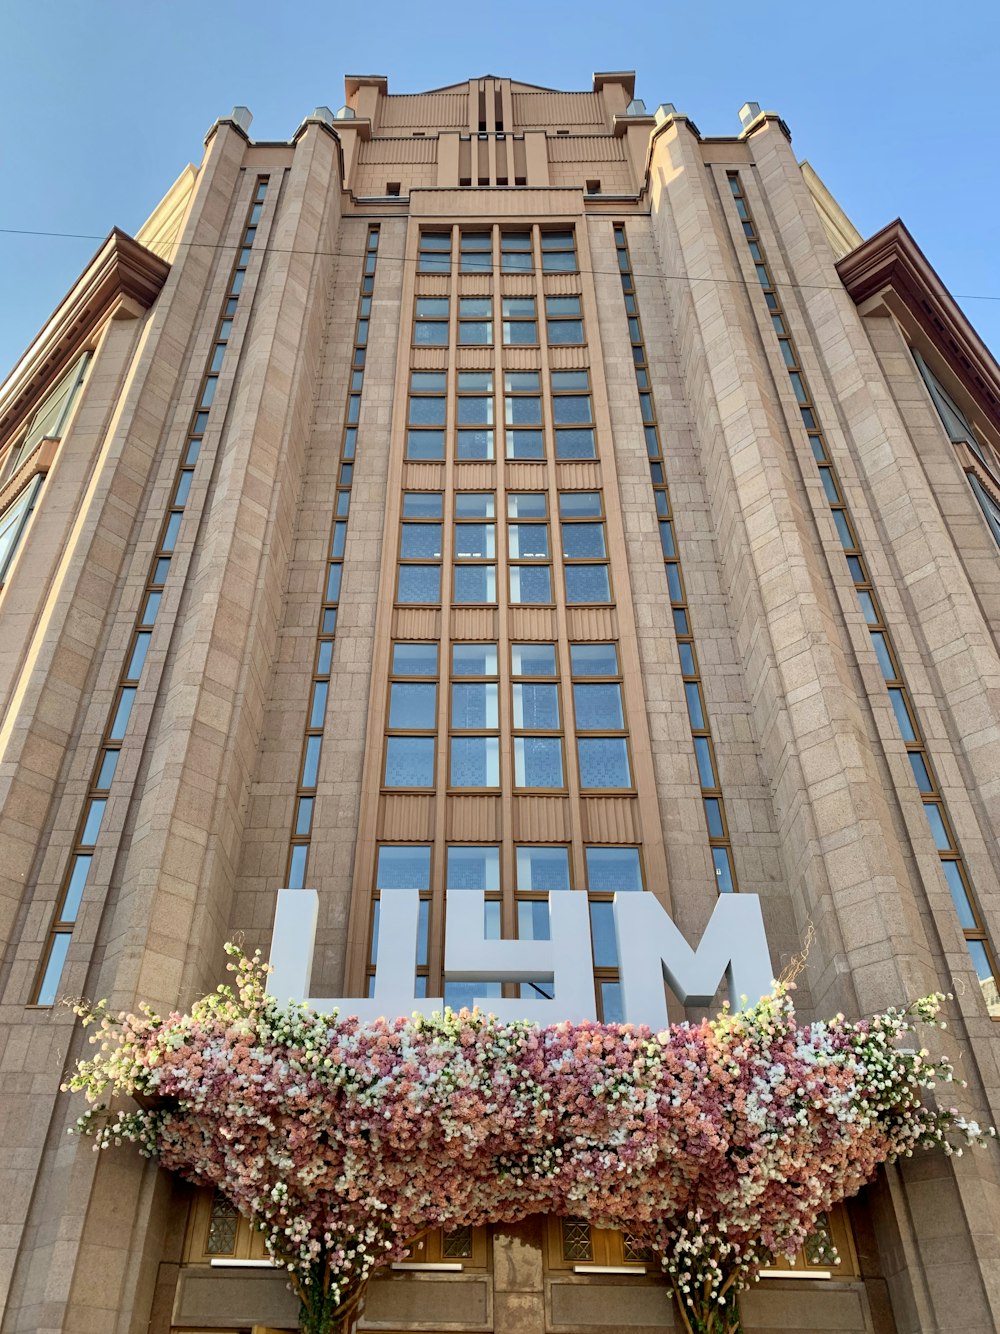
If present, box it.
[2,0,998,379]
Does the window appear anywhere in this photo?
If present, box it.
[0,352,89,487]
[0,476,42,584]
[551,369,596,460]
[384,638,438,789]
[501,231,533,273]
[397,490,442,605]
[453,492,496,604]
[515,844,570,943]
[400,1227,488,1268]
[418,231,451,274]
[914,350,1000,550]
[407,371,446,461]
[507,492,552,604]
[458,297,492,346]
[545,295,584,346]
[546,1218,651,1270]
[369,844,432,996]
[505,371,544,460]
[571,642,632,789]
[386,181,401,197]
[502,297,537,345]
[414,297,449,346]
[586,179,601,195]
[511,641,563,789]
[540,230,577,273]
[560,491,610,603]
[456,372,494,461]
[445,846,502,1009]
[460,231,492,274]
[584,843,644,1021]
[450,643,500,788]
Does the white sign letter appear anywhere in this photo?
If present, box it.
[614,893,773,1029]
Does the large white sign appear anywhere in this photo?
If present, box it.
[267,888,774,1029]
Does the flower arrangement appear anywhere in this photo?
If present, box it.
[63,946,992,1334]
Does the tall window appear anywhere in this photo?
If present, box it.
[370,845,432,997]
[505,372,544,460]
[0,352,90,584]
[397,491,442,605]
[406,371,446,461]
[502,297,537,346]
[456,373,494,461]
[545,295,584,346]
[418,232,451,274]
[559,491,610,603]
[507,492,552,604]
[458,297,492,346]
[571,642,632,790]
[413,297,449,346]
[444,845,502,1009]
[460,231,492,274]
[500,231,533,273]
[540,230,577,273]
[450,643,500,789]
[453,493,496,605]
[551,369,596,460]
[384,640,438,789]
[512,642,564,790]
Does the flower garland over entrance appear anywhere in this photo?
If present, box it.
[64,947,992,1334]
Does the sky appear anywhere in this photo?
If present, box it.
[2,0,998,379]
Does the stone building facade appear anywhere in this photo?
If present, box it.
[0,71,999,1334]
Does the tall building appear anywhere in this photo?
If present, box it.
[1,70,999,1334]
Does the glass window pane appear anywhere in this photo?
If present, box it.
[454,523,495,558]
[287,844,308,889]
[509,565,552,604]
[559,492,601,518]
[453,643,497,675]
[400,523,442,559]
[397,566,441,603]
[506,430,545,460]
[513,683,560,729]
[126,631,151,681]
[80,798,106,846]
[444,981,501,1010]
[966,940,1000,1017]
[454,565,496,603]
[516,846,570,891]
[376,845,432,890]
[909,751,934,793]
[586,846,642,892]
[409,397,446,426]
[61,854,92,923]
[107,687,135,741]
[693,736,716,787]
[452,682,498,729]
[455,493,495,518]
[457,398,494,426]
[570,643,618,676]
[554,428,596,460]
[507,493,547,519]
[457,429,494,460]
[392,643,438,676]
[942,861,977,930]
[508,524,549,559]
[402,493,443,518]
[870,631,896,680]
[506,397,542,426]
[301,735,322,787]
[95,749,119,791]
[385,736,434,787]
[451,736,500,786]
[562,522,607,558]
[548,321,584,345]
[519,900,551,941]
[407,431,445,460]
[447,845,500,890]
[590,902,617,967]
[574,683,624,730]
[713,846,735,893]
[552,395,592,425]
[512,643,557,676]
[577,737,631,788]
[389,682,437,729]
[565,564,611,603]
[35,933,72,1006]
[685,681,706,730]
[515,736,564,787]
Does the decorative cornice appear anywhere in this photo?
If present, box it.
[0,230,169,444]
[837,219,1000,423]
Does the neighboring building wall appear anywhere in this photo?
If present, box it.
[0,73,997,1334]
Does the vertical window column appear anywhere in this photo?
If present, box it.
[612,222,738,897]
[507,492,552,605]
[33,178,272,1005]
[453,492,496,605]
[450,643,500,790]
[444,845,502,1009]
[286,224,380,889]
[511,642,564,791]
[726,174,1000,1013]
[504,371,544,461]
[456,372,494,462]
[551,369,597,461]
[368,845,432,998]
[397,490,443,605]
[384,640,438,790]
[570,642,632,791]
[559,490,610,604]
